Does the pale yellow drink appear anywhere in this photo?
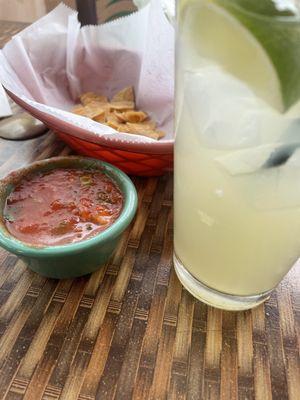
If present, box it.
[174,0,300,309]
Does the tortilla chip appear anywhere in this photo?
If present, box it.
[138,130,165,140]
[117,124,131,133]
[126,129,160,140]
[125,122,148,133]
[152,130,166,139]
[121,110,148,123]
[140,120,157,130]
[112,86,134,103]
[86,100,109,108]
[114,111,127,123]
[80,92,108,105]
[110,101,135,111]
[125,122,165,140]
[104,112,124,130]
[72,105,101,119]
[93,109,106,123]
[72,105,85,113]
[126,122,165,139]
[74,87,165,140]
[106,112,120,123]
[82,100,111,121]
[106,120,121,130]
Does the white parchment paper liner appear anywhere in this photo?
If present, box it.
[0,0,174,143]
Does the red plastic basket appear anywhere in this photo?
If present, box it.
[7,90,174,177]
[57,131,173,176]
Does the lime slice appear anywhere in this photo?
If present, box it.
[224,0,298,17]
[181,0,300,112]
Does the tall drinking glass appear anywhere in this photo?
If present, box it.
[174,0,300,310]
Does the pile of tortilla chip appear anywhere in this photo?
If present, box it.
[72,87,165,140]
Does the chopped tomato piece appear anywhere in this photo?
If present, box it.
[4,168,123,246]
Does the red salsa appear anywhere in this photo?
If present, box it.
[4,168,123,246]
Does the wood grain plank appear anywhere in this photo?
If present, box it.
[265,295,289,400]
[16,302,63,379]
[0,255,18,288]
[47,306,91,388]
[186,301,206,400]
[0,336,31,399]
[132,285,169,400]
[0,260,27,292]
[114,247,165,400]
[148,270,182,400]
[205,307,222,371]
[59,350,90,400]
[81,274,115,343]
[79,312,118,398]
[0,297,36,375]
[22,279,86,399]
[0,270,40,335]
[220,312,237,400]
[237,311,254,400]
[253,342,272,400]
[132,223,173,400]
[114,318,147,400]
[149,324,177,400]
[95,276,142,399]
[169,290,194,400]
[0,280,58,397]
[284,348,300,400]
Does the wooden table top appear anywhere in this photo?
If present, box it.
[0,20,299,400]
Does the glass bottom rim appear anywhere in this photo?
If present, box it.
[173,253,272,311]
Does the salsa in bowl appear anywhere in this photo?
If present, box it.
[0,157,137,279]
[4,167,124,247]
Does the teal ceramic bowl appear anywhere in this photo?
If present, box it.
[0,157,137,279]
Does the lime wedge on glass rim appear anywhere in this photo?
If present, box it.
[180,0,300,112]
